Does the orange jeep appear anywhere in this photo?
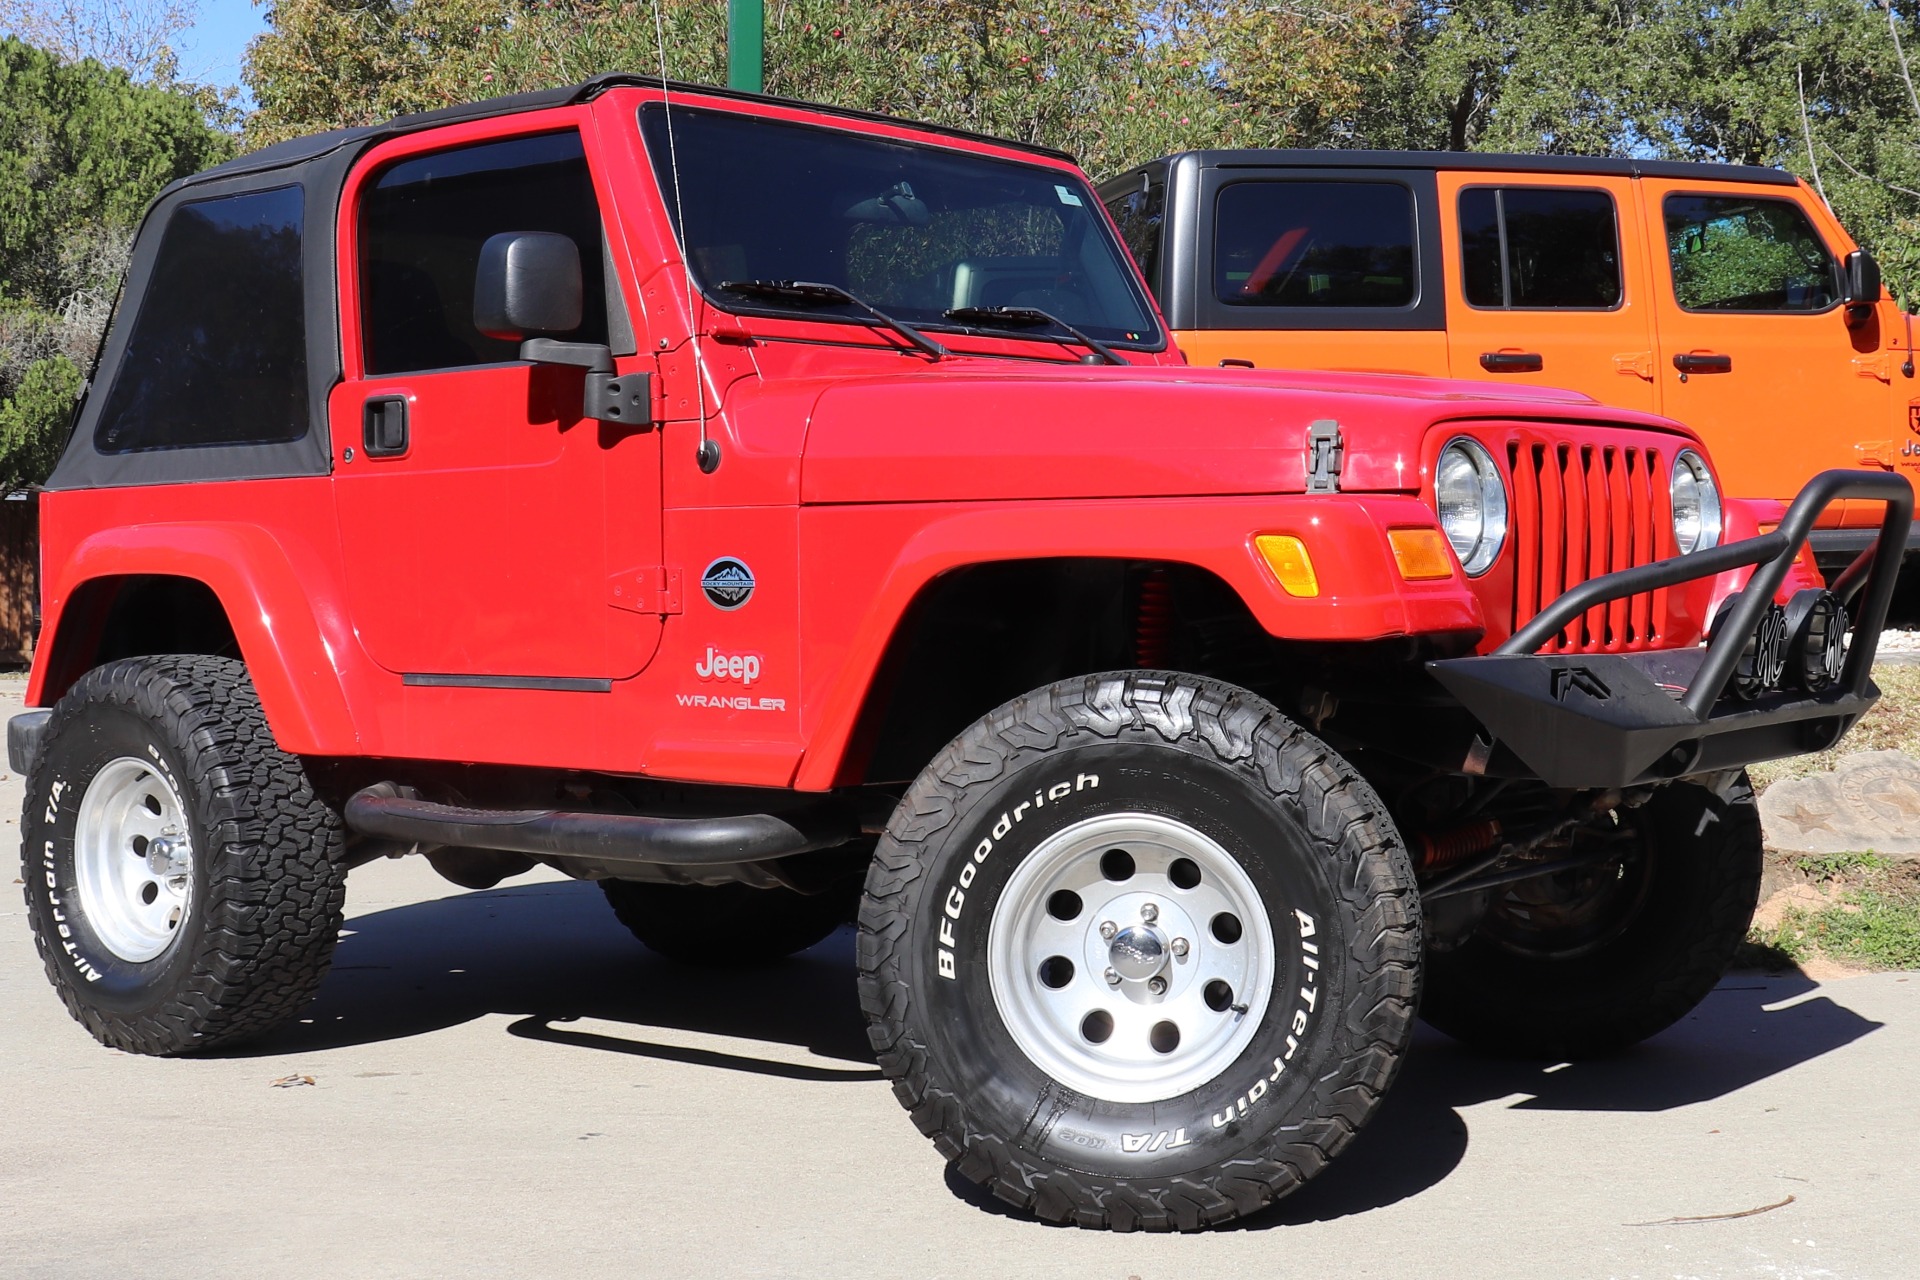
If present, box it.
[1097,151,1920,572]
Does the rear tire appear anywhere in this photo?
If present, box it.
[858,672,1422,1231]
[1421,773,1764,1060]
[21,656,347,1055]
[601,879,853,965]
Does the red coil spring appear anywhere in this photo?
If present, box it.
[1417,819,1503,871]
[1135,570,1174,669]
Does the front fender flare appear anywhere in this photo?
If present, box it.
[792,494,1483,789]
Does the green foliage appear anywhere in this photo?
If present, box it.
[1746,855,1920,972]
[243,0,1404,175]
[0,35,232,300]
[0,353,78,490]
[1795,851,1893,880]
[0,35,228,488]
[1766,884,1920,970]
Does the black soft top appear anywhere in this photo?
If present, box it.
[48,75,1077,491]
[176,73,1076,195]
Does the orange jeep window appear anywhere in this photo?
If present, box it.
[1663,195,1839,313]
[1459,187,1620,309]
[1213,181,1415,308]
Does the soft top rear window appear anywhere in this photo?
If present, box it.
[93,185,308,455]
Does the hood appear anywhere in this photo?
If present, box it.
[797,361,1696,505]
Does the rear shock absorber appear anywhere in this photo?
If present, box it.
[1134,568,1174,668]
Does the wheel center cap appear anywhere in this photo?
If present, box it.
[1108,925,1168,981]
[145,836,188,877]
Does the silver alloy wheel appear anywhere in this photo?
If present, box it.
[987,811,1277,1104]
[72,757,194,963]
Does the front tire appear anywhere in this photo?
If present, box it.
[858,672,1422,1231]
[21,656,346,1055]
[1420,774,1764,1060]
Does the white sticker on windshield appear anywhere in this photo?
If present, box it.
[1055,184,1084,207]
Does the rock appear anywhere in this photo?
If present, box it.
[1758,750,1920,857]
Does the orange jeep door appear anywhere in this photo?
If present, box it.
[1173,165,1448,375]
[1436,174,1657,412]
[1642,179,1889,513]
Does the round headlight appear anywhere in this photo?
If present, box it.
[1670,450,1722,555]
[1435,438,1507,576]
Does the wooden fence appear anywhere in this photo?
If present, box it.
[0,494,38,666]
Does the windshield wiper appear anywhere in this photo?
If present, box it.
[718,279,948,359]
[942,306,1127,366]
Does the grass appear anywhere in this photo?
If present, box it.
[1740,854,1920,973]
[1748,663,1920,791]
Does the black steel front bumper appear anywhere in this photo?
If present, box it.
[1427,470,1914,789]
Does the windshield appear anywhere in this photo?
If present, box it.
[638,105,1163,349]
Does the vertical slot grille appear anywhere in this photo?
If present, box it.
[1507,435,1665,652]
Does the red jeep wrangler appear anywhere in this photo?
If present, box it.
[12,75,1911,1231]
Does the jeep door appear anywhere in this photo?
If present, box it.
[1641,178,1891,518]
[1155,162,1449,375]
[330,116,664,682]
[1436,173,1658,413]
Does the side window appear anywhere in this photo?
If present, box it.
[1213,181,1416,308]
[1459,187,1621,309]
[1105,181,1165,300]
[358,131,609,376]
[1663,195,1839,312]
[94,186,307,453]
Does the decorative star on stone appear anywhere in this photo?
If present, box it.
[1785,802,1838,833]
[1864,779,1920,820]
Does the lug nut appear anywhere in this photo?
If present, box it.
[1170,937,1189,958]
[1141,903,1159,923]
[1098,920,1117,940]
[1147,976,1168,995]
[1104,967,1121,986]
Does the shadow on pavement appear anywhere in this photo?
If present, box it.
[233,878,1885,1229]
[232,879,877,1074]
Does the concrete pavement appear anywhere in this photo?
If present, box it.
[3,675,1917,1278]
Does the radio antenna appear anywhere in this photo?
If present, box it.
[651,1,720,473]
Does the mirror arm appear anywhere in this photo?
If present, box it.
[518,338,651,427]
[520,337,615,373]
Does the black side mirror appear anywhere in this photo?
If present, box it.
[1844,248,1882,318]
[473,231,584,340]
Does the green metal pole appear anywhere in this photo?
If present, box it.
[727,0,764,93]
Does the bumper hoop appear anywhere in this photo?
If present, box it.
[1428,469,1914,789]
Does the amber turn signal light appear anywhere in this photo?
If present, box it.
[1388,528,1455,582]
[1255,534,1319,597]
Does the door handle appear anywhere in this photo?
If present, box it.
[1480,351,1543,373]
[1672,352,1733,375]
[362,396,409,457]
[1218,358,1256,369]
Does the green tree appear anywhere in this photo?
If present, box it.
[244,0,1407,175]
[0,35,230,487]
